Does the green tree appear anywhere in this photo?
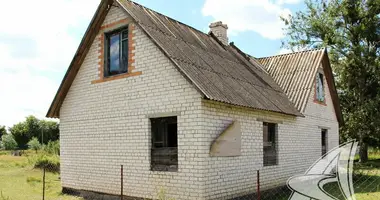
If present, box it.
[27,137,42,153]
[1,134,18,150]
[0,126,6,140]
[38,120,59,144]
[282,0,380,162]
[10,121,30,149]
[10,115,59,149]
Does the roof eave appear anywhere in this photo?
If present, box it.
[322,49,344,126]
[46,0,113,118]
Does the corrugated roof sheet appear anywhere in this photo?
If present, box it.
[117,0,301,116]
[257,49,325,112]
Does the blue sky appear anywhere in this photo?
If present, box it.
[133,0,305,57]
[0,0,306,127]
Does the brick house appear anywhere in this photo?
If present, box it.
[46,0,342,199]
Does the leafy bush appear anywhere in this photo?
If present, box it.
[29,154,60,173]
[44,140,60,155]
[27,137,41,152]
[1,134,17,150]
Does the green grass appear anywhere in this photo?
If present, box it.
[262,152,380,200]
[316,151,380,200]
[1,150,379,200]
[0,151,82,200]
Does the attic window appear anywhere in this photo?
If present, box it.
[105,26,129,77]
[316,72,325,102]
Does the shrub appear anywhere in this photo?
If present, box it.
[30,154,60,173]
[1,134,17,150]
[27,137,41,153]
[44,140,60,155]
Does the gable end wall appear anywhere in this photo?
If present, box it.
[59,4,204,199]
[304,63,339,154]
[58,2,339,200]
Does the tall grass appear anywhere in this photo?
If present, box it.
[0,191,11,200]
[28,154,60,173]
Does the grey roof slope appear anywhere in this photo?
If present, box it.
[46,0,301,118]
[257,49,325,112]
[257,49,343,125]
[117,0,301,116]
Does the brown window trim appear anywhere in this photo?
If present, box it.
[91,19,141,84]
[91,71,142,84]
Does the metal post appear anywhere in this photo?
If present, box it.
[257,170,260,200]
[42,167,46,200]
[121,165,123,200]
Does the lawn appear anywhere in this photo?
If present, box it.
[351,152,380,200]
[262,151,380,200]
[0,150,379,200]
[0,151,82,200]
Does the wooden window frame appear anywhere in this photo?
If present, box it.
[104,26,129,77]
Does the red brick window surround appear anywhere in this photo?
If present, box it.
[314,71,327,106]
[92,19,141,84]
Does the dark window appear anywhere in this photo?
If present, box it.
[316,72,325,102]
[105,27,129,77]
[263,122,277,166]
[150,117,178,171]
[321,129,328,156]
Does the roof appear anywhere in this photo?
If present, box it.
[257,49,343,124]
[46,0,302,118]
[257,49,325,112]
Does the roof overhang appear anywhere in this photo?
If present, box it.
[46,0,113,118]
[321,50,344,126]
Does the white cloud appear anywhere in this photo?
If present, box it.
[0,0,100,127]
[276,0,301,5]
[278,48,293,55]
[202,0,297,40]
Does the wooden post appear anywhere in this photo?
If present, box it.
[257,170,260,200]
[121,165,123,200]
[42,167,46,200]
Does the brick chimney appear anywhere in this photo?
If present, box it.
[209,21,229,45]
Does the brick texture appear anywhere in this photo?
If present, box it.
[200,63,339,199]
[60,4,203,199]
[59,3,339,200]
[92,15,139,84]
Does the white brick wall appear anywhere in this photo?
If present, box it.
[201,65,339,198]
[60,4,205,200]
[60,3,339,200]
[304,65,339,157]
